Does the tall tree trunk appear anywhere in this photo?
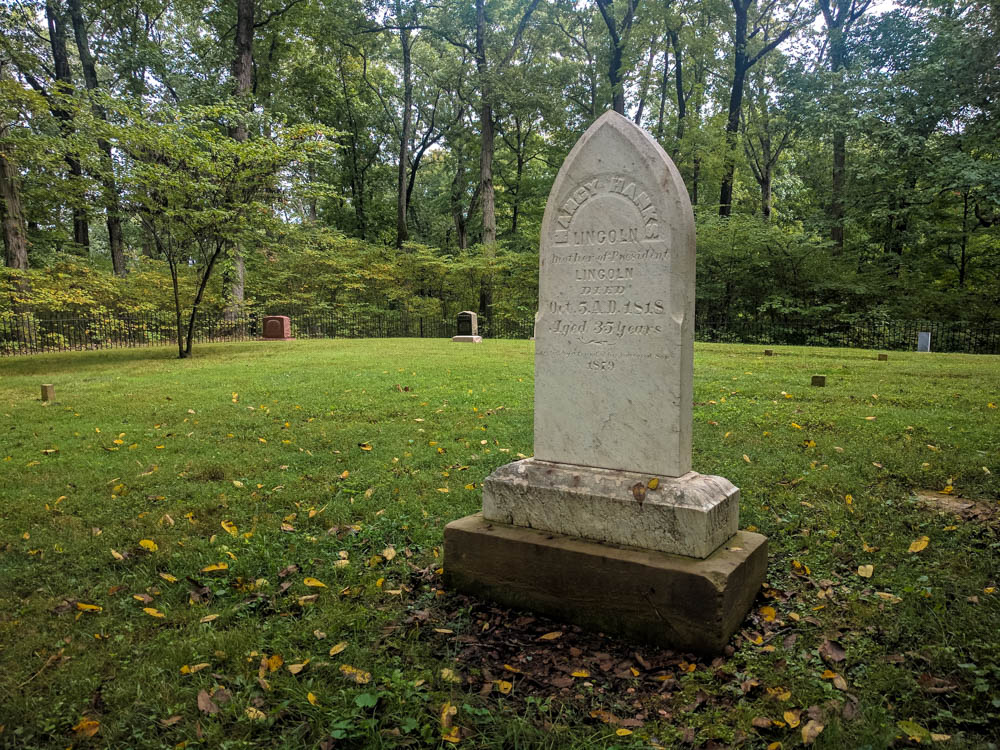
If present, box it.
[719,1,749,217]
[46,0,89,252]
[68,0,126,276]
[633,39,657,124]
[396,22,413,248]
[0,124,29,269]
[225,0,254,318]
[828,29,846,251]
[475,0,496,248]
[596,0,639,116]
[655,48,669,139]
[671,30,686,142]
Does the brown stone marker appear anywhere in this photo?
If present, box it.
[811,375,826,387]
[444,112,766,654]
[764,349,774,356]
[262,315,293,341]
[41,384,55,401]
[878,353,888,361]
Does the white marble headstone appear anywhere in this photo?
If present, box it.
[534,111,695,478]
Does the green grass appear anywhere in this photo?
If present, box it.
[0,339,998,749]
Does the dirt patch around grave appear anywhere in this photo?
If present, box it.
[914,490,999,527]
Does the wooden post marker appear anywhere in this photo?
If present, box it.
[41,384,55,401]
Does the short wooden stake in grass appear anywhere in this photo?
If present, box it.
[878,353,888,361]
[811,375,826,387]
[41,384,55,401]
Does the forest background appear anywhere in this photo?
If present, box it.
[1,0,998,339]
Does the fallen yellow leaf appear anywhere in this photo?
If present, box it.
[72,718,100,738]
[245,707,266,720]
[201,562,228,573]
[857,565,874,578]
[908,536,929,553]
[303,577,326,588]
[307,692,318,706]
[143,607,165,618]
[159,572,178,583]
[339,664,371,684]
[221,520,237,536]
[329,641,348,656]
[760,605,776,622]
[440,668,461,683]
[76,603,102,612]
[538,631,562,640]
[180,663,210,674]
[139,539,158,552]
[571,669,590,678]
[495,680,513,695]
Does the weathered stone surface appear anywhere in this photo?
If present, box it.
[534,111,695,478]
[451,335,483,343]
[811,375,826,387]
[456,311,478,336]
[918,332,931,352]
[482,458,737,558]
[878,353,888,361]
[40,384,55,402]
[444,513,768,654]
[262,315,292,340]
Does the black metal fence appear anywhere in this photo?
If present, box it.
[1,308,997,356]
[694,317,1000,354]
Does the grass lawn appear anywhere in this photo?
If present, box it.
[0,338,998,749]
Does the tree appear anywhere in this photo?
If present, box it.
[718,0,809,216]
[67,0,127,276]
[112,102,332,357]
[819,0,872,250]
[595,0,640,115]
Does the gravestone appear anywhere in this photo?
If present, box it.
[764,349,774,356]
[917,331,931,352]
[262,315,293,341]
[878,353,888,361]
[452,311,482,343]
[444,112,767,653]
[811,375,826,387]
[40,384,55,402]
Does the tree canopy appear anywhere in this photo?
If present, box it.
[2,0,998,334]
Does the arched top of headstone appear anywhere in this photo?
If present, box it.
[541,111,693,266]
[534,110,696,477]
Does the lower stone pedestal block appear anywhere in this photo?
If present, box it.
[444,513,767,654]
[451,335,483,343]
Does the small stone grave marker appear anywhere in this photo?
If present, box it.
[878,353,888,361]
[451,311,482,343]
[262,315,293,341]
[41,384,55,402]
[445,112,767,653]
[764,349,774,356]
[918,331,931,352]
[812,375,826,387]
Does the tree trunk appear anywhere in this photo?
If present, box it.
[475,0,496,248]
[396,23,413,248]
[46,0,89,252]
[760,168,772,220]
[68,0,126,276]
[634,38,657,124]
[225,0,254,318]
[719,1,749,217]
[0,125,29,269]
[655,48,669,139]
[596,0,639,116]
[829,30,847,251]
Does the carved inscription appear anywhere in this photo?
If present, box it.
[541,176,671,356]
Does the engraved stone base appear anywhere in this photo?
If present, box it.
[482,459,738,559]
[444,513,767,653]
[451,335,483,343]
